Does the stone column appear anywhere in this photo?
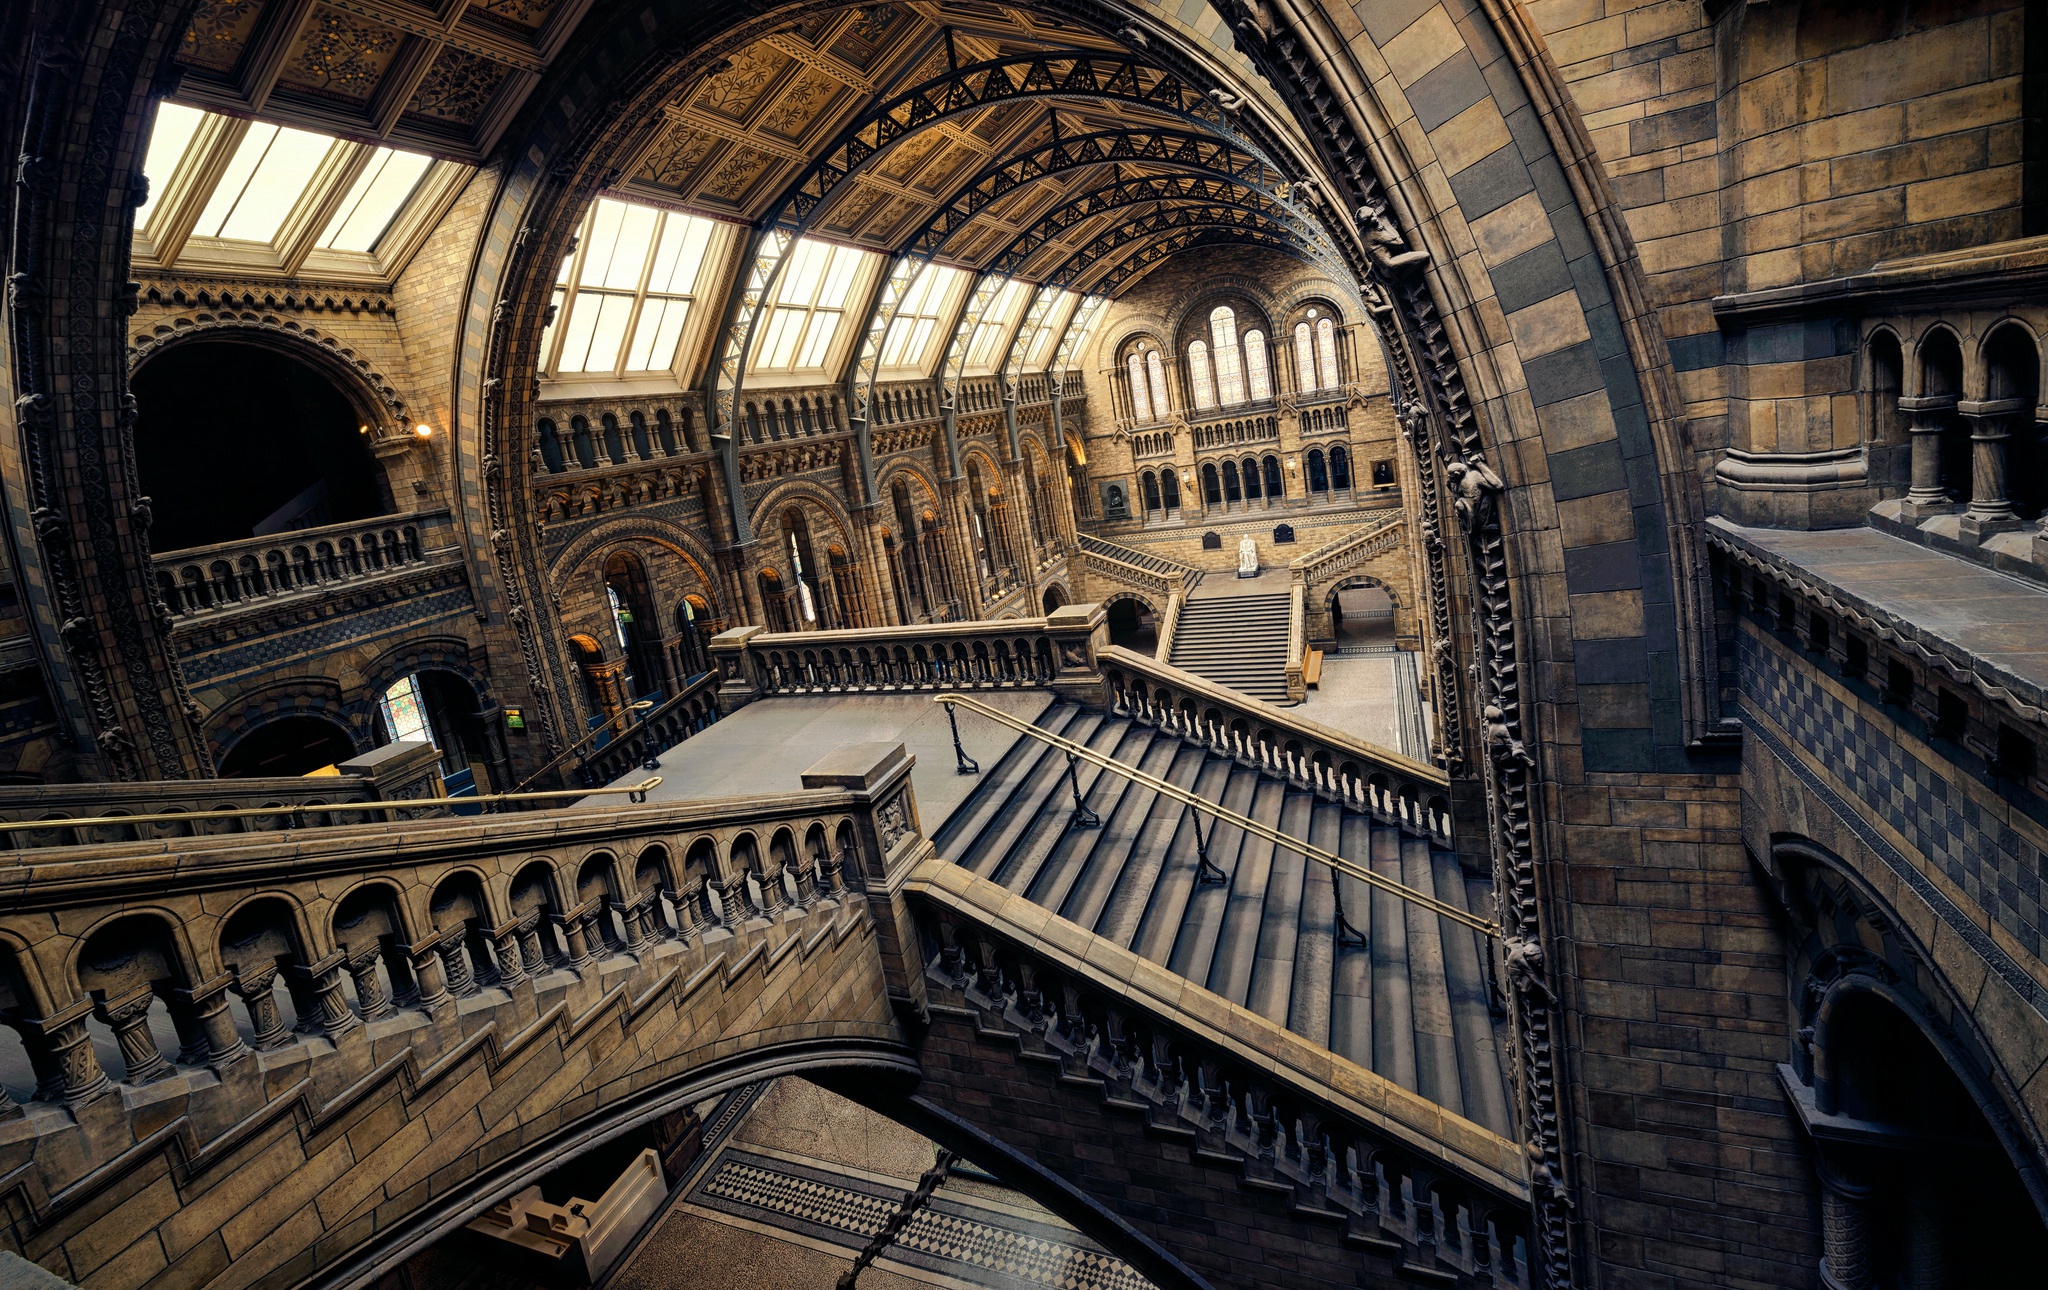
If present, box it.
[701,878,730,930]
[436,929,479,998]
[1817,1149,1876,1290]
[290,953,361,1041]
[490,924,528,987]
[230,965,293,1051]
[404,940,452,1012]
[346,946,396,1021]
[382,937,420,1008]
[95,985,173,1085]
[176,974,250,1068]
[556,909,598,970]
[1901,1175,1948,1290]
[1957,396,2028,541]
[518,915,548,975]
[21,1000,112,1106]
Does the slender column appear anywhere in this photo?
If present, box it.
[95,985,173,1085]
[464,926,502,987]
[290,953,361,1041]
[518,914,548,974]
[176,975,250,1068]
[382,937,420,1008]
[701,878,730,930]
[1817,1149,1876,1290]
[490,925,528,987]
[756,868,786,918]
[21,1000,112,1106]
[557,908,598,970]
[404,940,452,1011]
[231,965,294,1050]
[157,982,210,1066]
[436,929,479,998]
[1957,396,2028,540]
[346,946,396,1021]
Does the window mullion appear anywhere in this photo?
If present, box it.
[148,115,247,269]
[546,211,596,377]
[279,143,371,277]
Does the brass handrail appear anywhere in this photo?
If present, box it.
[0,776,665,836]
[936,694,1496,936]
[511,698,659,794]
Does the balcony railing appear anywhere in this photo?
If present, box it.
[713,609,1106,701]
[154,508,454,618]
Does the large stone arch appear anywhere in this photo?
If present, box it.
[545,514,724,599]
[127,315,413,425]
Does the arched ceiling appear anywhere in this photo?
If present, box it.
[165,0,1329,295]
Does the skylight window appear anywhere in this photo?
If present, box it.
[965,278,1029,371]
[1058,296,1107,370]
[1020,289,1077,368]
[194,124,339,242]
[134,103,204,226]
[133,102,465,277]
[542,198,728,379]
[319,148,433,252]
[880,262,965,370]
[748,237,875,376]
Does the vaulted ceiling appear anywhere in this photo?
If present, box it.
[164,0,1326,300]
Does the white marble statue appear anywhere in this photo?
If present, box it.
[1237,534,1259,578]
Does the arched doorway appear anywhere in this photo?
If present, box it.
[1041,585,1067,614]
[1328,580,1395,651]
[220,715,357,777]
[131,340,389,551]
[1104,598,1155,653]
[374,669,494,792]
[603,552,668,703]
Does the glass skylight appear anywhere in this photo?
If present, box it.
[194,123,340,242]
[1059,296,1107,370]
[319,148,433,252]
[134,102,463,276]
[1020,289,1077,368]
[749,237,874,375]
[965,278,1029,371]
[543,197,728,379]
[880,262,966,370]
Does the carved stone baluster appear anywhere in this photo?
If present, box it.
[230,965,293,1050]
[557,909,597,970]
[464,926,502,987]
[436,930,479,998]
[156,981,211,1065]
[19,1001,112,1106]
[382,937,420,1008]
[490,924,528,988]
[403,941,451,1012]
[177,975,250,1068]
[518,914,548,972]
[291,953,361,1041]
[95,985,173,1085]
[346,946,396,1021]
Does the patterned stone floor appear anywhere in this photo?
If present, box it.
[606,1079,1157,1290]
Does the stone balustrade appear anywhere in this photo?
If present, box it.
[1075,534,1201,606]
[1288,509,1405,588]
[910,893,1530,1288]
[1100,645,1455,843]
[0,741,447,850]
[154,509,455,618]
[708,604,1108,707]
[0,742,932,1288]
[576,672,725,787]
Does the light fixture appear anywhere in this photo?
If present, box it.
[358,424,370,435]
[1287,457,1298,471]
[414,423,434,438]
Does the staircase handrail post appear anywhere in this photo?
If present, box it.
[1042,602,1110,707]
[800,741,930,1022]
[708,625,765,712]
[1154,589,1183,663]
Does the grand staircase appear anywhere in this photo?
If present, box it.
[934,700,1512,1137]
[1167,592,1292,701]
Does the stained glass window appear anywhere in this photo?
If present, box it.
[1188,340,1215,410]
[1210,307,1245,407]
[379,676,435,747]
[1294,321,1317,392]
[1317,317,1340,388]
[1127,352,1153,423]
[1245,330,1271,402]
[1146,350,1169,419]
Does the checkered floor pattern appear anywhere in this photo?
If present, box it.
[698,1152,1155,1290]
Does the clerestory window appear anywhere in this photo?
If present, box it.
[879,261,968,372]
[133,102,466,280]
[752,237,876,375]
[540,197,731,379]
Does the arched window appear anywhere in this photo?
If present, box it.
[1188,340,1216,410]
[1306,448,1329,494]
[1142,470,1162,512]
[1330,445,1352,490]
[1201,462,1221,504]
[1244,330,1271,402]
[1241,456,1262,500]
[1147,350,1169,418]
[1211,306,1245,406]
[1316,317,1339,388]
[1127,351,1153,423]
[1293,322,1315,392]
[1161,469,1182,509]
[1223,460,1242,503]
[1262,455,1283,499]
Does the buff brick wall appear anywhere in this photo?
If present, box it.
[1524,0,2035,485]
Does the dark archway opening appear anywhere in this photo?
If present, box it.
[132,341,389,552]
[1105,599,1154,653]
[603,553,668,703]
[219,715,357,777]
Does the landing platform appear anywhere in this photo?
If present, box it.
[615,690,1054,823]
